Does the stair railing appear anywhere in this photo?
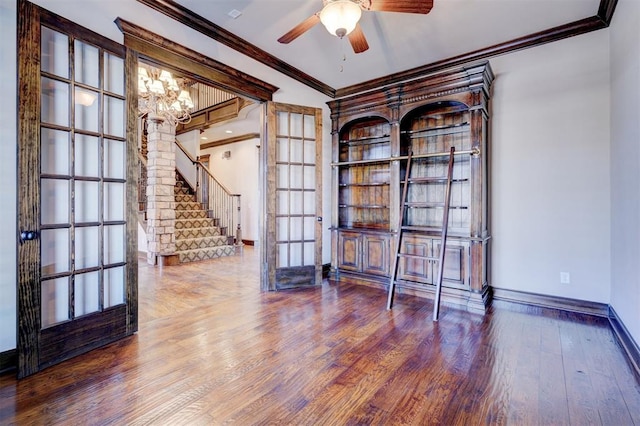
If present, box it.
[174,139,242,246]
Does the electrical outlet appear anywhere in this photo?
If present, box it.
[560,272,571,284]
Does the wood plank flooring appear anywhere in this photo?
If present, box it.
[1,246,640,425]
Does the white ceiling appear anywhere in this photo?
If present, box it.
[174,0,600,90]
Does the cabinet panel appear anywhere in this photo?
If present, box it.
[434,239,469,287]
[398,234,469,288]
[338,231,360,272]
[362,233,390,276]
[398,234,432,284]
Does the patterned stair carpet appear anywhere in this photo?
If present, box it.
[174,178,236,263]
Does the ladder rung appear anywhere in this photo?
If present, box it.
[397,253,438,261]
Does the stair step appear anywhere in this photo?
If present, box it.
[174,186,191,195]
[175,201,203,211]
[175,218,215,229]
[175,194,196,203]
[176,227,221,239]
[176,235,230,251]
[178,245,236,263]
[176,209,208,220]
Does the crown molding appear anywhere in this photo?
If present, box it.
[137,0,617,99]
[135,0,335,98]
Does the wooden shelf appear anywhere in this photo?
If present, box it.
[404,202,468,209]
[339,134,390,145]
[339,204,389,209]
[402,122,470,138]
[332,157,394,167]
[339,182,390,187]
[406,177,469,183]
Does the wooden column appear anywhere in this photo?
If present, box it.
[146,115,177,265]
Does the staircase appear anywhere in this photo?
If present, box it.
[174,173,236,263]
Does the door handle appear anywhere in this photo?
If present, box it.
[20,230,38,242]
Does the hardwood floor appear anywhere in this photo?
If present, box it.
[1,247,640,425]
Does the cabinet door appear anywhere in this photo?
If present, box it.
[338,231,361,272]
[362,233,390,276]
[433,239,469,288]
[398,234,433,284]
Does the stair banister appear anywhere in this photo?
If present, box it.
[174,139,242,246]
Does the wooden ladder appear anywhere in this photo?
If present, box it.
[386,147,456,321]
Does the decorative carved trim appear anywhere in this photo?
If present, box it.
[492,288,610,317]
[115,18,278,102]
[328,63,493,127]
[201,133,261,150]
[135,0,334,98]
[608,306,640,380]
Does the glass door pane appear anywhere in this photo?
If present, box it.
[39,23,127,331]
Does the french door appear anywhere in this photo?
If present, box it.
[17,1,137,378]
[263,102,323,290]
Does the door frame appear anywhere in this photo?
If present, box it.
[16,0,138,378]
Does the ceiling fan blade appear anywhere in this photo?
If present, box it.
[277,13,321,44]
[368,0,434,14]
[348,24,369,54]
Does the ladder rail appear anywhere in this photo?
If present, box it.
[386,146,456,322]
[432,147,456,321]
[386,150,413,310]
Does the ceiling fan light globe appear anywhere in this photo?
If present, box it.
[320,0,361,38]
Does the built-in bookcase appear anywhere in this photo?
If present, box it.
[338,118,391,230]
[329,63,494,312]
[401,103,471,236]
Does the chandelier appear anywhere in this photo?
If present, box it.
[138,66,194,126]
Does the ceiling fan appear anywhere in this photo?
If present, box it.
[277,0,434,54]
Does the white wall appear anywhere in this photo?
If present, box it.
[138,222,147,253]
[490,29,611,303]
[610,0,640,344]
[201,138,261,244]
[175,129,200,189]
[0,0,17,352]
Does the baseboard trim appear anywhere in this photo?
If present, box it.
[322,263,331,278]
[492,287,609,317]
[608,306,640,380]
[0,349,17,375]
